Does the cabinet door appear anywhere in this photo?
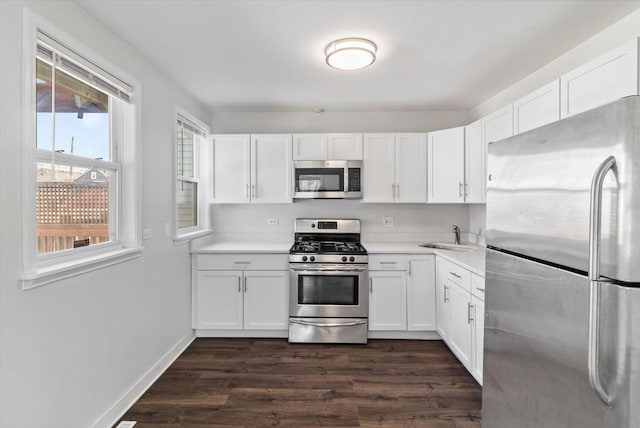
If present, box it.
[243,271,289,330]
[483,104,514,145]
[560,39,639,119]
[514,80,560,134]
[435,258,450,341]
[428,127,465,203]
[464,120,485,203]
[472,295,485,385]
[292,134,327,160]
[369,271,407,331]
[327,133,363,160]
[407,256,436,331]
[448,281,473,370]
[395,133,427,203]
[363,133,395,202]
[212,135,251,203]
[251,134,292,203]
[195,271,243,330]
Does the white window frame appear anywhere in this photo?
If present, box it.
[174,106,212,244]
[20,10,142,290]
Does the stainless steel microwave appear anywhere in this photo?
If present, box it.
[293,160,362,199]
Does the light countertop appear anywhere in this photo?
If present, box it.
[363,241,485,277]
[192,240,485,276]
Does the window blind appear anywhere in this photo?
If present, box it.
[37,30,133,104]
[177,115,208,137]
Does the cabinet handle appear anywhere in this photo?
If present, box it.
[476,287,485,293]
[468,302,474,324]
[251,184,256,199]
[246,184,250,199]
[459,182,463,197]
[464,183,469,197]
[243,276,247,292]
[369,277,373,293]
[444,285,449,302]
[238,276,241,292]
[396,184,400,200]
[449,271,462,279]
[234,261,251,265]
[379,261,396,265]
[391,184,396,199]
[408,261,412,276]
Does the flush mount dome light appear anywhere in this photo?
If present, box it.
[325,38,377,70]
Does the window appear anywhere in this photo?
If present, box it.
[175,110,210,240]
[22,13,141,289]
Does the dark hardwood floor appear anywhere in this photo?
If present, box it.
[118,338,481,427]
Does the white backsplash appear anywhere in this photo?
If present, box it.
[205,200,471,244]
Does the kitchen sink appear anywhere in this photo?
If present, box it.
[418,242,478,251]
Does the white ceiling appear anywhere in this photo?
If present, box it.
[77,0,640,113]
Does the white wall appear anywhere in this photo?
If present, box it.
[211,110,470,134]
[0,2,209,427]
[209,202,469,244]
[471,8,640,119]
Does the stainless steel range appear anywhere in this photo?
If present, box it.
[288,219,368,344]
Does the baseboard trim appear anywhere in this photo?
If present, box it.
[368,331,441,340]
[195,329,288,338]
[91,333,195,428]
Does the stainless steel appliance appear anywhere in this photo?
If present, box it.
[484,95,640,427]
[292,160,362,199]
[288,218,368,344]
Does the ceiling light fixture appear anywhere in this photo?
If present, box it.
[325,38,377,71]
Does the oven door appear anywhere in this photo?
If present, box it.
[289,264,368,318]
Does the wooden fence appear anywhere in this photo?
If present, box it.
[36,182,109,254]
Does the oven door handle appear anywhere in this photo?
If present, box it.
[289,319,368,328]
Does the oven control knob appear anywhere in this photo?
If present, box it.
[341,256,348,262]
[310,256,316,262]
[302,256,308,262]
[349,256,355,262]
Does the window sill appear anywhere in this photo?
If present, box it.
[20,247,143,290]
[174,229,213,245]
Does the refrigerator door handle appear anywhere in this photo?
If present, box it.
[587,155,616,406]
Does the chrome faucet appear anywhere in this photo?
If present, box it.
[452,225,461,245]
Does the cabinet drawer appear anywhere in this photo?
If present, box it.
[446,262,471,291]
[196,253,289,270]
[369,254,407,270]
[471,273,485,300]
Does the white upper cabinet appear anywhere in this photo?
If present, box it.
[251,134,292,203]
[464,119,485,203]
[293,133,363,160]
[292,134,327,160]
[483,104,514,145]
[514,80,561,134]
[212,134,251,203]
[363,133,427,203]
[363,133,395,202]
[327,133,363,160]
[428,127,465,203]
[560,38,639,119]
[212,134,291,203]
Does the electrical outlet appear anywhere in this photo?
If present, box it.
[142,228,152,240]
[267,218,279,225]
[383,216,394,227]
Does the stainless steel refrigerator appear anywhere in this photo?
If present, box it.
[484,95,640,427]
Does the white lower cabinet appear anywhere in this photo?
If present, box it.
[369,254,436,335]
[193,254,289,334]
[435,256,485,385]
[369,270,407,330]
